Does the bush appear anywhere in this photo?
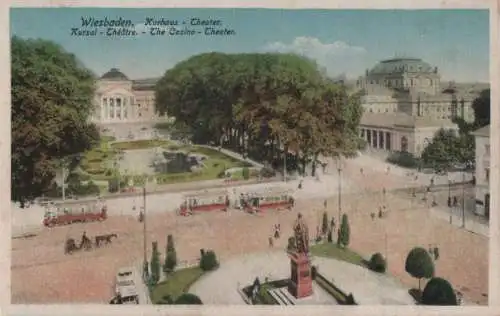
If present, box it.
[327,230,333,242]
[199,250,219,271]
[386,151,420,169]
[368,252,387,273]
[108,178,120,193]
[405,247,435,290]
[242,167,250,180]
[421,277,458,305]
[150,241,161,285]
[164,250,177,273]
[337,214,350,247]
[260,167,276,178]
[174,293,203,305]
[217,170,226,179]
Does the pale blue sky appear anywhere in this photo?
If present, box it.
[10,8,489,82]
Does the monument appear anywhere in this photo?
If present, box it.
[288,213,313,298]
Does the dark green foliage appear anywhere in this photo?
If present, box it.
[260,167,276,178]
[405,247,435,290]
[108,178,120,193]
[321,212,329,235]
[164,250,177,273]
[472,89,490,128]
[386,151,420,168]
[174,293,203,305]
[155,52,363,171]
[421,128,474,172]
[166,234,175,252]
[150,241,161,285]
[421,277,458,306]
[242,167,250,180]
[368,252,387,273]
[199,250,219,271]
[337,214,350,247]
[327,230,333,242]
[11,36,99,203]
[157,295,174,304]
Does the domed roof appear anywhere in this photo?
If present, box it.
[100,68,129,81]
[369,58,435,75]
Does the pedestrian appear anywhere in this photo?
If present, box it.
[268,236,273,247]
[430,177,435,186]
[386,166,390,174]
[447,196,452,207]
[360,168,364,175]
[324,199,328,209]
[453,196,458,207]
[378,207,383,218]
[433,246,440,261]
[428,244,434,258]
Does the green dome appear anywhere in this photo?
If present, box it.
[100,68,129,81]
[369,58,435,75]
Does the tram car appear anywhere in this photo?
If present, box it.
[178,190,230,216]
[241,188,295,213]
[43,200,108,227]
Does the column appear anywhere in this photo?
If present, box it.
[373,130,378,148]
[113,97,117,120]
[120,98,124,120]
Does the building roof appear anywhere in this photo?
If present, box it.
[360,112,457,129]
[369,58,436,76]
[471,125,490,137]
[100,68,130,81]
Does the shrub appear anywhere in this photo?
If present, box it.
[260,167,276,178]
[199,250,219,271]
[242,167,250,180]
[327,230,333,242]
[368,252,387,273]
[405,247,435,290]
[163,250,177,273]
[150,241,161,285]
[421,277,458,305]
[174,293,203,305]
[321,212,329,235]
[386,151,420,169]
[108,178,120,193]
[337,214,350,247]
[217,170,226,179]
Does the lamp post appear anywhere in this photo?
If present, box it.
[448,179,453,224]
[337,157,342,221]
[461,168,466,228]
[142,184,148,280]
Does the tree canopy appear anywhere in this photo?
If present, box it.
[421,277,458,305]
[155,52,363,173]
[405,247,435,291]
[472,88,490,128]
[420,128,474,171]
[11,36,99,203]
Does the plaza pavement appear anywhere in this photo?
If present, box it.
[189,250,415,305]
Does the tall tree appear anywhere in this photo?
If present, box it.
[11,36,99,204]
[421,129,469,171]
[472,88,490,128]
[405,247,435,291]
[155,52,363,173]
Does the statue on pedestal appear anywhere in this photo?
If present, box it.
[293,213,309,254]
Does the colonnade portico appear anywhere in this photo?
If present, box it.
[100,95,134,122]
[360,128,392,151]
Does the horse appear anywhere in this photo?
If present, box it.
[95,233,118,247]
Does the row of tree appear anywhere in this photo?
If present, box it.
[11,36,99,204]
[155,52,364,175]
[420,89,490,171]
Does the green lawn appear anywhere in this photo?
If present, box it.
[150,267,205,304]
[110,139,171,150]
[310,243,368,268]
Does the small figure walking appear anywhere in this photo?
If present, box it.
[453,196,458,207]
[433,245,440,261]
[360,168,364,175]
[268,236,274,247]
[324,199,328,209]
[386,166,390,174]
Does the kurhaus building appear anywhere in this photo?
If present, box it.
[355,57,487,157]
[91,68,159,124]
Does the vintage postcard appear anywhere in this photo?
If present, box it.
[8,5,492,310]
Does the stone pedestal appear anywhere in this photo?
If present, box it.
[288,252,313,298]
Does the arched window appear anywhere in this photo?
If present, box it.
[401,136,409,152]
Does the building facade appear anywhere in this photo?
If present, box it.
[472,125,490,218]
[355,58,487,157]
[91,68,159,124]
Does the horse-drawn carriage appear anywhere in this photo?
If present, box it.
[65,231,118,254]
[43,200,108,227]
[177,190,230,216]
[241,188,295,214]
